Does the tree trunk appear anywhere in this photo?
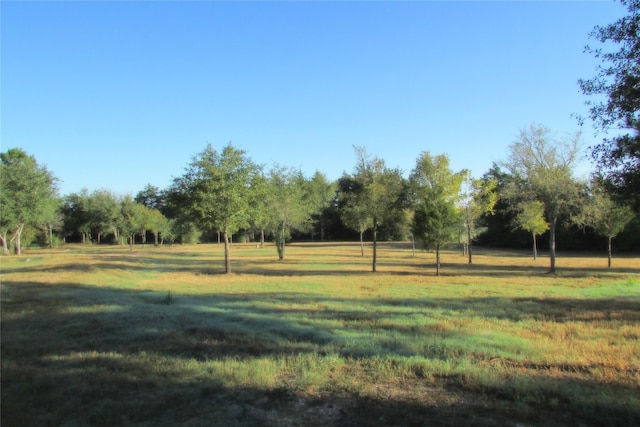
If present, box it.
[153,231,159,246]
[532,232,538,260]
[260,229,265,247]
[320,219,325,241]
[607,235,612,268]
[129,234,134,251]
[467,225,473,264]
[435,243,441,276]
[277,223,286,261]
[411,235,415,257]
[48,224,54,248]
[13,224,25,255]
[0,232,8,255]
[223,229,231,274]
[549,215,557,273]
[359,230,364,257]
[372,219,378,273]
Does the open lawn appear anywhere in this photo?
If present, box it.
[1,242,639,426]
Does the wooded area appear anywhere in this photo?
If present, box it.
[2,124,638,275]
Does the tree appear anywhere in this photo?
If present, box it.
[304,171,337,241]
[573,179,634,267]
[177,144,260,273]
[340,146,404,272]
[409,152,464,276]
[504,124,583,273]
[0,148,59,255]
[459,172,498,264]
[135,184,165,211]
[87,190,120,243]
[337,174,372,256]
[61,190,91,243]
[147,208,168,246]
[266,166,311,261]
[515,200,549,260]
[579,0,640,211]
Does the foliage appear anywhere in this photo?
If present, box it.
[579,0,640,211]
[0,148,59,255]
[339,146,404,271]
[503,124,583,272]
[265,166,312,260]
[459,172,498,264]
[409,152,464,275]
[304,171,337,241]
[515,200,549,260]
[176,144,261,273]
[573,179,635,267]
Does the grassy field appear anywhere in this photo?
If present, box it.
[1,242,639,426]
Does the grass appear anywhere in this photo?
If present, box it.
[1,242,639,426]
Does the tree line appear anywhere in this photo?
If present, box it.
[4,0,640,273]
[2,124,638,275]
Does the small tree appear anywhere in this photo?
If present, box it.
[459,172,498,264]
[266,166,311,261]
[515,200,549,260]
[574,179,634,267]
[409,152,464,276]
[337,174,372,256]
[177,144,260,273]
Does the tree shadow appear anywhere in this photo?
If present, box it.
[2,280,639,426]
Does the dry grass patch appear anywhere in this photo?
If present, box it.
[1,242,639,426]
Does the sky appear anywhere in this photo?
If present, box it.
[1,0,628,196]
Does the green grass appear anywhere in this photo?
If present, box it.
[1,242,639,426]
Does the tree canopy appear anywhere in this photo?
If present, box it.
[0,148,59,254]
[579,0,640,211]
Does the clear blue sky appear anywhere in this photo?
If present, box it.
[1,0,626,196]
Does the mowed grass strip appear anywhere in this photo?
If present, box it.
[1,242,639,426]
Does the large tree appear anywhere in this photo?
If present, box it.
[409,152,464,276]
[504,124,583,273]
[0,148,59,255]
[177,144,260,273]
[579,0,640,211]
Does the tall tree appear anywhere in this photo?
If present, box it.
[573,179,635,267]
[579,0,640,211]
[504,124,583,273]
[341,146,404,272]
[0,148,59,255]
[459,172,498,264]
[177,144,260,273]
[266,166,311,261]
[409,152,464,276]
[515,200,549,260]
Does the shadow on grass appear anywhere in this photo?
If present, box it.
[2,280,639,426]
